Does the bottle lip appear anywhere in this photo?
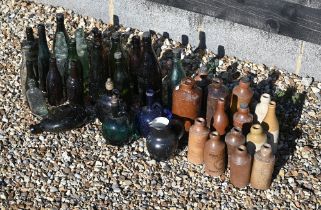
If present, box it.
[146,89,154,97]
[232,126,242,133]
[105,78,114,91]
[237,145,247,153]
[194,117,206,126]
[268,101,276,108]
[239,103,248,109]
[114,52,122,59]
[181,77,195,88]
[260,143,273,157]
[212,77,222,86]
[37,24,45,30]
[250,124,263,133]
[210,131,220,139]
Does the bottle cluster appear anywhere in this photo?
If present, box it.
[21,13,279,190]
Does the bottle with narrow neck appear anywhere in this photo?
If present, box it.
[233,103,253,135]
[21,45,34,102]
[37,24,50,93]
[25,27,38,81]
[109,32,128,78]
[213,98,229,135]
[26,79,48,118]
[89,42,103,102]
[55,32,68,88]
[231,77,253,114]
[129,35,141,94]
[53,13,69,52]
[67,39,83,82]
[246,124,267,156]
[195,65,211,118]
[225,127,245,161]
[67,61,83,105]
[46,57,63,106]
[255,93,271,123]
[262,101,279,154]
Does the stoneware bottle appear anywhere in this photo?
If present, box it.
[230,145,252,188]
[204,131,226,177]
[262,101,279,154]
[246,124,267,156]
[213,98,229,135]
[206,78,229,128]
[250,143,275,190]
[172,77,202,131]
[255,93,271,123]
[188,117,210,164]
[230,77,253,114]
[233,103,253,135]
[225,127,246,161]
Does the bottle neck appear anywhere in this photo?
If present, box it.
[69,63,78,79]
[56,21,64,32]
[26,27,35,42]
[111,100,119,117]
[26,61,35,80]
[146,92,154,110]
[38,28,47,44]
[49,59,58,72]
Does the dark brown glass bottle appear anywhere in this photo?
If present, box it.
[230,77,253,114]
[230,145,252,188]
[213,98,229,135]
[233,103,253,135]
[206,78,229,128]
[225,127,245,161]
[46,57,63,106]
[66,61,83,105]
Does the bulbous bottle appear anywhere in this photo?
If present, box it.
[213,98,229,135]
[26,79,48,118]
[203,131,226,177]
[225,127,245,162]
[255,93,271,123]
[230,145,252,188]
[53,13,69,52]
[246,124,267,156]
[46,57,63,106]
[206,78,229,128]
[250,143,275,190]
[172,77,202,131]
[66,61,83,105]
[137,89,162,137]
[188,117,210,164]
[233,103,253,135]
[230,77,253,114]
[37,24,50,92]
[54,32,68,90]
[262,101,279,154]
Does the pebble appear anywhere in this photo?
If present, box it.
[301,77,313,87]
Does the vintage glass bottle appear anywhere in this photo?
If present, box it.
[255,93,271,123]
[37,24,50,92]
[21,45,34,102]
[53,13,69,52]
[89,42,104,102]
[108,32,128,78]
[203,131,226,177]
[25,27,38,80]
[46,57,63,106]
[206,78,229,128]
[262,101,279,154]
[172,77,202,131]
[66,61,83,105]
[225,127,245,162]
[195,66,211,118]
[54,32,68,88]
[67,39,83,81]
[188,117,210,164]
[129,35,141,93]
[137,31,162,105]
[26,79,48,118]
[233,103,253,135]
[213,98,229,136]
[230,145,252,188]
[137,89,163,137]
[230,77,253,114]
[246,124,267,156]
[250,143,275,190]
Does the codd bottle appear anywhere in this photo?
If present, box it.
[75,28,90,95]
[137,31,162,105]
[53,13,69,52]
[89,42,104,101]
[37,24,50,93]
[26,79,48,118]
[108,32,128,78]
[46,57,63,106]
[129,35,141,93]
[67,39,83,82]
[66,61,83,105]
[54,32,68,90]
[113,52,131,106]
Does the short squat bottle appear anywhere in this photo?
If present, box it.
[233,103,253,135]
[250,143,275,190]
[262,101,279,154]
[230,77,253,114]
[188,117,210,164]
[26,79,48,118]
[203,131,226,177]
[212,98,229,135]
[246,124,267,156]
[255,93,271,123]
[230,145,252,188]
[225,127,245,162]
[46,57,63,106]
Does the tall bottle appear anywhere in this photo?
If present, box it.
[75,28,90,95]
[89,42,104,102]
[25,27,38,81]
[54,32,68,91]
[53,13,69,52]
[66,61,83,105]
[46,57,63,106]
[203,131,226,177]
[250,143,275,190]
[262,101,279,154]
[188,117,210,164]
[26,79,48,118]
[255,93,271,123]
[230,145,252,188]
[225,127,245,162]
[233,103,253,135]
[37,24,50,93]
[206,78,229,128]
[246,124,267,156]
[129,35,142,93]
[230,77,253,114]
[108,32,128,78]
[21,44,34,102]
[213,98,229,136]
[137,31,162,105]
[67,39,83,81]
[195,66,211,118]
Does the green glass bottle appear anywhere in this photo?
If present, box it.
[89,42,104,102]
[25,27,38,81]
[37,24,50,93]
[21,44,33,102]
[53,13,69,53]
[54,32,68,89]
[67,39,83,82]
[108,32,128,78]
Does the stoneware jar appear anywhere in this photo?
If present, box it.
[172,77,202,131]
[230,145,252,188]
[246,124,267,156]
[230,77,253,114]
[204,131,226,177]
[250,143,275,190]
[225,127,246,161]
[213,98,229,135]
[262,101,279,154]
[206,78,229,128]
[233,103,253,135]
[255,93,271,123]
[188,117,210,164]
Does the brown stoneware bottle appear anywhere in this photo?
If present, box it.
[230,145,252,188]
[230,77,253,114]
[206,78,229,128]
[262,101,279,155]
[204,131,226,177]
[225,127,246,161]
[250,143,275,190]
[213,98,229,135]
[246,124,267,156]
[172,77,202,131]
[188,118,210,164]
[233,103,253,135]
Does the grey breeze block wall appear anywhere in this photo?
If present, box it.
[34,0,321,80]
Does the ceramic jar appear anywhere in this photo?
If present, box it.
[233,103,253,135]
[230,77,253,114]
[262,101,279,154]
[255,93,271,123]
[246,124,267,156]
[188,118,210,164]
[213,98,229,135]
[230,145,252,188]
[225,127,246,161]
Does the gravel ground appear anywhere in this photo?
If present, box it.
[0,0,321,209]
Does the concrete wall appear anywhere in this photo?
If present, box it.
[33,0,321,80]
[285,0,321,9]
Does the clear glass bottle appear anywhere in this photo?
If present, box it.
[26,79,48,118]
[37,24,50,93]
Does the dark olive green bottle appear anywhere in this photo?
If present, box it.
[108,32,128,78]
[37,24,50,93]
[66,61,83,105]
[89,42,104,102]
[53,13,69,52]
[67,39,83,83]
